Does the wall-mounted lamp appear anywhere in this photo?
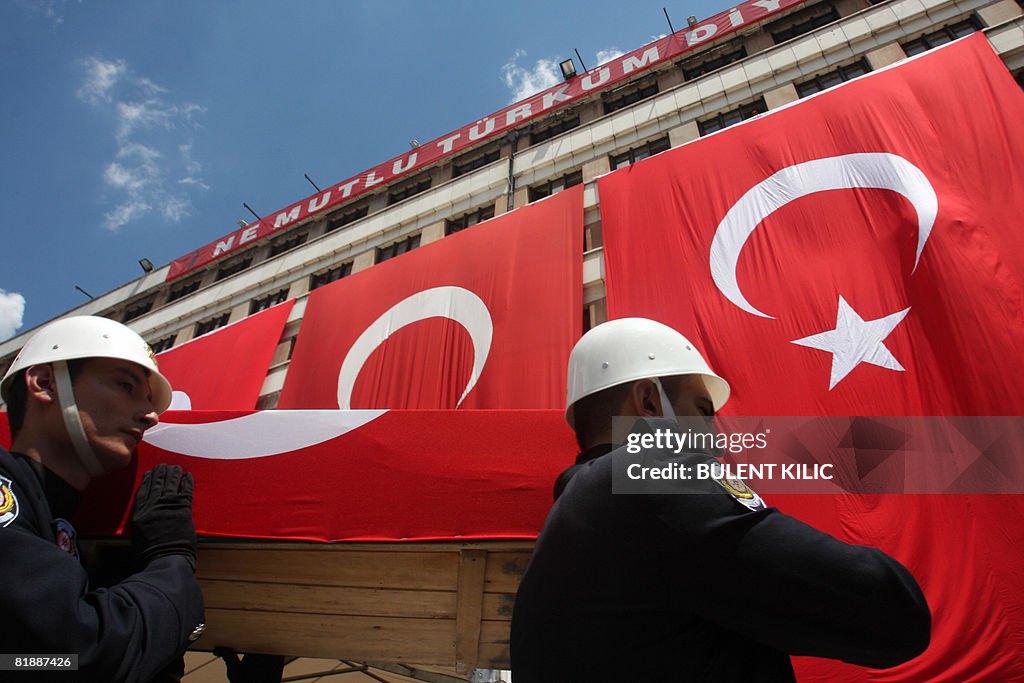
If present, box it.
[560,58,577,80]
[687,15,698,26]
[139,258,154,273]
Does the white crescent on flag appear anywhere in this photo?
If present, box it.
[709,152,938,319]
[335,286,494,409]
[142,410,388,459]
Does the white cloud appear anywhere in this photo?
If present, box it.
[19,0,75,26]
[501,46,640,103]
[102,199,152,232]
[77,57,126,105]
[0,290,26,341]
[177,143,210,191]
[161,196,190,222]
[501,49,561,103]
[595,48,626,66]
[77,56,208,232]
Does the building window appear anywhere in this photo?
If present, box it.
[446,205,496,236]
[452,145,501,177]
[325,205,369,233]
[310,261,353,291]
[149,334,177,355]
[387,177,432,205]
[375,234,421,263]
[529,170,583,203]
[215,254,254,281]
[531,112,581,145]
[268,232,308,258]
[167,277,202,303]
[603,78,660,115]
[901,18,983,56]
[195,312,230,337]
[796,59,871,97]
[680,46,748,81]
[255,392,280,410]
[249,288,289,315]
[1015,69,1024,91]
[123,296,155,323]
[609,136,671,170]
[698,98,767,136]
[768,2,840,44]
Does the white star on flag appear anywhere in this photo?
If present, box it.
[792,296,911,390]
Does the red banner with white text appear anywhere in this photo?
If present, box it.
[155,300,293,410]
[279,186,583,410]
[598,35,1024,681]
[166,0,808,281]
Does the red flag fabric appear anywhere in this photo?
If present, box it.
[156,300,294,410]
[0,410,577,542]
[279,186,583,409]
[598,36,1024,681]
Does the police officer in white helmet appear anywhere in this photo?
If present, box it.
[511,318,930,682]
[0,316,204,682]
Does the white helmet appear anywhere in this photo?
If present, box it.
[1,316,172,476]
[565,317,730,428]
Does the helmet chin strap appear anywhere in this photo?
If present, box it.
[52,361,105,478]
[651,377,677,420]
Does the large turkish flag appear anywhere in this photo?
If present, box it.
[599,36,1024,681]
[279,185,583,409]
[156,300,294,410]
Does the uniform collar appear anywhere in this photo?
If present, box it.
[576,443,615,465]
[11,451,82,520]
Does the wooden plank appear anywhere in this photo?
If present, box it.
[478,620,513,670]
[454,549,487,675]
[481,591,517,621]
[197,546,459,590]
[198,609,456,665]
[482,550,532,592]
[201,579,457,619]
[158,541,531,668]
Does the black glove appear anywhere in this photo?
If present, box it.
[131,464,198,572]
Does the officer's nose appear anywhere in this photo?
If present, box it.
[138,404,159,431]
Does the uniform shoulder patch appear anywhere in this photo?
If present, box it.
[54,519,79,557]
[713,474,766,512]
[0,476,20,527]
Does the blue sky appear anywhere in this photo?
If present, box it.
[1,0,737,340]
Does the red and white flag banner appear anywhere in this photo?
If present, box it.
[0,410,578,542]
[156,300,294,410]
[279,185,584,410]
[598,35,1024,681]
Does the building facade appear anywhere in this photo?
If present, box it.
[2,0,1022,410]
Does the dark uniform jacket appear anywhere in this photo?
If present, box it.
[511,418,930,682]
[0,447,204,683]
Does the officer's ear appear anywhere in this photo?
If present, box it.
[629,379,660,417]
[23,364,59,407]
